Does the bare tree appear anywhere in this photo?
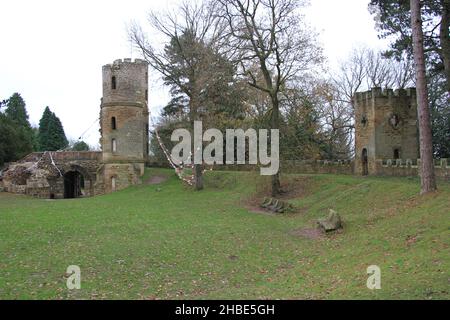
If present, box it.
[216,0,323,196]
[330,48,371,159]
[366,50,415,90]
[410,0,437,194]
[331,47,368,106]
[391,53,416,89]
[365,49,396,88]
[130,1,226,190]
[315,82,355,159]
[333,47,415,104]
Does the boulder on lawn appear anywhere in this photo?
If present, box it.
[317,209,342,232]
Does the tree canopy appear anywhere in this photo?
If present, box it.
[369,0,450,91]
[37,106,68,151]
[0,93,35,166]
[71,141,90,151]
[369,0,450,158]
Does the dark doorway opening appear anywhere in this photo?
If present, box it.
[393,149,400,160]
[64,171,85,199]
[362,148,368,176]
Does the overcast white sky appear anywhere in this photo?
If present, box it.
[0,0,388,148]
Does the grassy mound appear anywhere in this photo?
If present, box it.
[0,169,448,299]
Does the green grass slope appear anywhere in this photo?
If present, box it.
[0,169,448,299]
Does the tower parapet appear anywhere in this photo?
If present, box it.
[353,87,416,103]
[102,58,148,107]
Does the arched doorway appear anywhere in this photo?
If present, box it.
[362,148,368,176]
[64,171,85,198]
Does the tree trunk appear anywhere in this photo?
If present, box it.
[410,0,437,194]
[271,173,281,197]
[440,0,450,93]
[270,95,281,196]
[194,163,204,191]
[189,94,203,191]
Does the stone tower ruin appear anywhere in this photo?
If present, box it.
[100,58,149,193]
[354,87,419,176]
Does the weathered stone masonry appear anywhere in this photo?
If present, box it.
[354,87,419,176]
[0,151,103,198]
[0,58,149,198]
[100,58,149,194]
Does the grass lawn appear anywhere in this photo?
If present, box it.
[0,168,448,299]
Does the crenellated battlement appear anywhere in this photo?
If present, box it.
[287,157,447,179]
[373,158,449,180]
[353,87,416,103]
[378,158,449,168]
[102,58,147,69]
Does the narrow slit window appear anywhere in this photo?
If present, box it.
[112,139,117,153]
[111,76,117,90]
[111,117,116,130]
[111,177,116,191]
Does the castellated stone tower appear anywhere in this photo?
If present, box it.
[354,87,419,176]
[100,58,149,193]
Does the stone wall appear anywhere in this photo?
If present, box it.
[147,158,449,181]
[374,158,449,181]
[100,106,147,162]
[103,163,143,194]
[281,160,354,175]
[147,160,355,175]
[0,151,105,199]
